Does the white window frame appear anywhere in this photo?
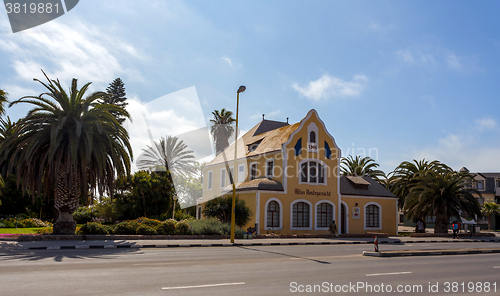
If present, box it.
[207,170,213,190]
[266,159,274,178]
[307,122,319,153]
[314,200,335,230]
[249,162,258,181]
[477,180,485,191]
[298,159,327,186]
[364,202,382,230]
[220,168,226,189]
[290,199,313,230]
[264,198,283,230]
[238,164,245,183]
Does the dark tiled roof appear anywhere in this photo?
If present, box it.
[221,177,284,194]
[253,119,289,136]
[340,176,396,198]
[479,173,500,178]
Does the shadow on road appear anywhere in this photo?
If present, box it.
[237,246,330,264]
[0,241,143,262]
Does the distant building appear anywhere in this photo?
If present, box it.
[464,168,500,229]
[197,109,398,235]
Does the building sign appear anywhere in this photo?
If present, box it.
[295,188,331,197]
[353,207,360,219]
[308,143,318,150]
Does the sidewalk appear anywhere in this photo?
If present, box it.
[1,235,499,251]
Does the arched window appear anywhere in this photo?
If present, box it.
[316,203,333,228]
[366,204,380,228]
[310,131,316,143]
[266,201,280,228]
[293,202,310,228]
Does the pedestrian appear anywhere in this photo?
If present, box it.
[452,220,459,239]
[416,219,424,233]
[329,219,338,237]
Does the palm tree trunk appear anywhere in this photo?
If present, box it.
[488,214,492,230]
[53,166,79,234]
[434,210,449,234]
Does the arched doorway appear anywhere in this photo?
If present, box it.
[341,203,347,234]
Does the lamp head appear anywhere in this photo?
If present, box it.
[237,85,246,93]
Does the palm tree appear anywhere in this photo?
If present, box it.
[210,108,235,155]
[137,135,196,178]
[481,202,500,230]
[404,170,482,233]
[391,159,450,209]
[5,71,132,234]
[378,171,397,190]
[0,89,8,117]
[340,155,385,180]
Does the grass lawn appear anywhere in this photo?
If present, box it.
[0,227,51,234]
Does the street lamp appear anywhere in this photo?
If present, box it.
[231,85,246,243]
[172,195,178,220]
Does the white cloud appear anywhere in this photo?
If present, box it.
[409,118,500,171]
[369,21,394,32]
[0,18,144,85]
[446,53,462,70]
[395,49,435,65]
[292,74,368,101]
[221,56,233,67]
[474,118,496,130]
[124,86,211,172]
[250,110,282,121]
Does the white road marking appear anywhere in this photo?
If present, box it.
[366,271,412,277]
[493,266,500,269]
[162,282,245,290]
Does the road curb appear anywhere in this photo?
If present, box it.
[363,248,500,257]
[15,238,500,250]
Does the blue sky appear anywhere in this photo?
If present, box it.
[1,1,500,174]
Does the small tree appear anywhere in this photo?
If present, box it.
[203,195,252,227]
[102,78,128,124]
[481,202,500,230]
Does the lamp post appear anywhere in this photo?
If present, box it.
[231,85,246,243]
[172,195,178,220]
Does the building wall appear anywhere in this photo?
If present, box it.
[341,196,398,235]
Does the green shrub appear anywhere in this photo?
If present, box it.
[161,219,177,235]
[175,220,190,235]
[15,213,29,220]
[155,225,166,235]
[73,207,98,224]
[77,222,112,235]
[35,228,52,234]
[203,196,252,227]
[0,218,52,228]
[188,218,244,238]
[137,217,162,227]
[174,210,194,221]
[113,221,140,235]
[136,224,157,235]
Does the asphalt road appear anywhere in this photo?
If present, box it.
[1,243,499,296]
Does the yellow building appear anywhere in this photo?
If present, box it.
[198,109,398,235]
